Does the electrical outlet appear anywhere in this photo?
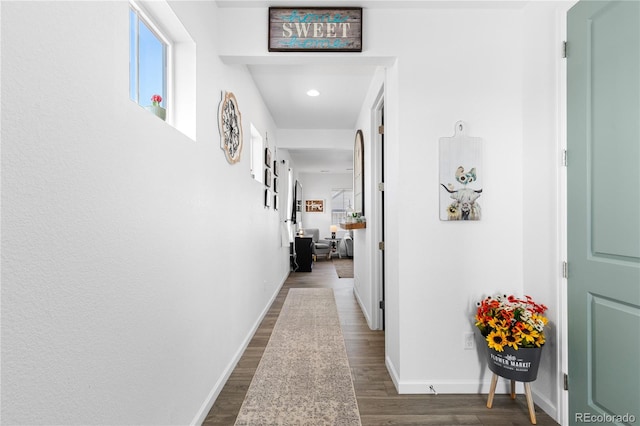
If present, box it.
[464,332,475,350]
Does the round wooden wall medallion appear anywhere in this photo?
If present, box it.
[218,91,243,164]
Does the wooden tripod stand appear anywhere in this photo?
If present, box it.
[486,372,537,424]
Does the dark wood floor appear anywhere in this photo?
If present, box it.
[203,260,559,425]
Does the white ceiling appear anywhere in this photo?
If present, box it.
[247,64,377,173]
[248,64,377,129]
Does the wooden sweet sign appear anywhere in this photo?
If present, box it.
[268,7,362,52]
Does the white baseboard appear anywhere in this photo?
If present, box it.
[190,275,286,426]
[395,378,513,394]
[385,355,538,395]
[353,284,373,329]
[385,355,401,391]
[385,355,558,421]
[532,388,558,422]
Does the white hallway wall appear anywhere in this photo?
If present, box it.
[359,4,569,420]
[363,5,528,396]
[220,2,568,422]
[1,2,289,425]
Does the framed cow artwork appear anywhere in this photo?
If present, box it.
[439,121,483,221]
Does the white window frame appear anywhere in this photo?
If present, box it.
[250,124,264,184]
[128,0,196,140]
[331,188,354,226]
[129,0,172,120]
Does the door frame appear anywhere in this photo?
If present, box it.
[558,6,570,425]
[559,8,569,423]
[546,5,574,425]
[371,86,385,331]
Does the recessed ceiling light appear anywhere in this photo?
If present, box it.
[306,89,320,97]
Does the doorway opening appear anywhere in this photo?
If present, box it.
[331,188,355,259]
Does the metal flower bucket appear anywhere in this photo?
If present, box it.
[486,346,543,382]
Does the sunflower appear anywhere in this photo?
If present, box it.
[488,317,507,331]
[533,333,546,347]
[487,330,508,352]
[504,333,520,350]
[515,323,540,344]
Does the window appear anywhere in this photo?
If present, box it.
[127,1,196,139]
[331,189,353,226]
[129,3,168,111]
[250,124,264,184]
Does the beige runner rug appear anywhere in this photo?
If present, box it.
[234,288,361,426]
[332,258,354,278]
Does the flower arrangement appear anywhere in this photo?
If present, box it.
[151,94,163,107]
[475,294,548,352]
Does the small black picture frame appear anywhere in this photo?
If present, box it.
[265,168,272,187]
[265,189,271,208]
[265,148,271,167]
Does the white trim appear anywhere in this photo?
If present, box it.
[556,4,574,425]
[129,0,171,110]
[396,379,513,395]
[386,356,518,395]
[129,1,171,47]
[371,85,385,331]
[250,123,264,184]
[353,284,373,329]
[533,388,559,422]
[385,355,401,391]
[129,0,196,140]
[190,275,287,426]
